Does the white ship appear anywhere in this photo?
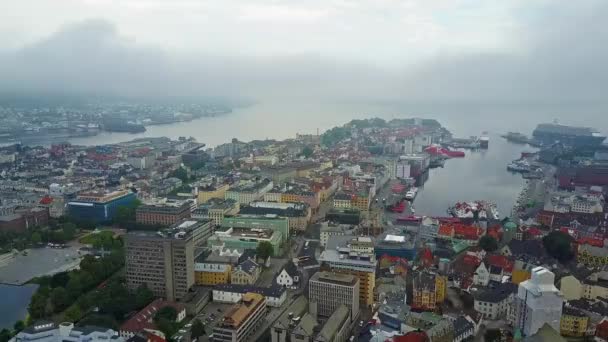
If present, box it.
[448,200,500,220]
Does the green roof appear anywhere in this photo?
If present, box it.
[504,221,517,230]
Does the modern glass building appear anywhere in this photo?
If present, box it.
[67,190,137,224]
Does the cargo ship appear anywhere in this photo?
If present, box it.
[424,144,465,158]
[501,132,530,144]
[448,201,500,220]
[103,120,146,133]
[532,123,606,148]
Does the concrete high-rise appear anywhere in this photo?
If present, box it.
[125,227,198,301]
[309,271,360,322]
[319,236,376,307]
[514,266,564,337]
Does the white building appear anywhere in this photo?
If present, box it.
[473,263,490,286]
[212,284,287,307]
[513,267,564,337]
[275,261,300,288]
[11,322,124,342]
[472,282,516,320]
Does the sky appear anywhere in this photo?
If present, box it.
[0,0,607,104]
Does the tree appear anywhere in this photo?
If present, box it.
[31,232,42,245]
[0,329,11,342]
[50,287,70,312]
[50,272,70,288]
[479,235,498,252]
[302,146,314,158]
[135,284,155,309]
[154,306,178,323]
[13,321,25,333]
[66,274,83,299]
[155,319,177,340]
[543,231,575,263]
[28,291,49,319]
[191,319,206,340]
[170,167,189,183]
[256,241,274,260]
[64,305,82,322]
[62,222,77,240]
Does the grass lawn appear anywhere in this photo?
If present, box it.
[78,230,115,245]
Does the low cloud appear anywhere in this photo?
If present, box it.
[1,1,607,106]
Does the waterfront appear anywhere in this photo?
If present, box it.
[66,101,608,148]
[413,136,530,217]
[0,284,38,329]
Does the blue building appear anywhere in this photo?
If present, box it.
[68,190,136,224]
[374,232,417,261]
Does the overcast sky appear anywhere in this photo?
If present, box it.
[1,0,607,103]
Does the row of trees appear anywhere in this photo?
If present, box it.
[0,221,80,252]
[28,246,125,320]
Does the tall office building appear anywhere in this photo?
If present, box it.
[213,292,267,342]
[309,271,360,322]
[514,266,564,337]
[125,225,199,301]
[319,236,376,307]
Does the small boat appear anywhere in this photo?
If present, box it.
[405,187,418,200]
[507,160,531,173]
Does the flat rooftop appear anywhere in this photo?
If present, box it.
[311,271,358,286]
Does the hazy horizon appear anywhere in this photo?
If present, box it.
[1,1,608,108]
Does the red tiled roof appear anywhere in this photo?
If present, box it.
[39,196,54,205]
[486,254,514,273]
[120,299,185,333]
[578,237,604,248]
[438,225,453,237]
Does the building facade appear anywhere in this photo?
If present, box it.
[198,184,230,204]
[213,293,267,342]
[135,199,192,226]
[124,229,195,301]
[67,190,136,224]
[514,267,564,337]
[308,271,360,322]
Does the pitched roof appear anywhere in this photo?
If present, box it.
[281,260,299,277]
[235,259,259,275]
[472,282,517,303]
[453,316,474,337]
[120,299,186,333]
[507,239,545,258]
[485,254,514,273]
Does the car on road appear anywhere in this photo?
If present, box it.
[184,323,192,328]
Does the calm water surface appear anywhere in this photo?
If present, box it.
[0,284,38,328]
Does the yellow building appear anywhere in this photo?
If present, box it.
[230,260,260,285]
[195,265,232,285]
[560,273,608,300]
[351,195,370,212]
[435,275,447,303]
[198,184,230,204]
[560,307,589,337]
[577,244,608,268]
[511,269,531,285]
[412,271,445,311]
